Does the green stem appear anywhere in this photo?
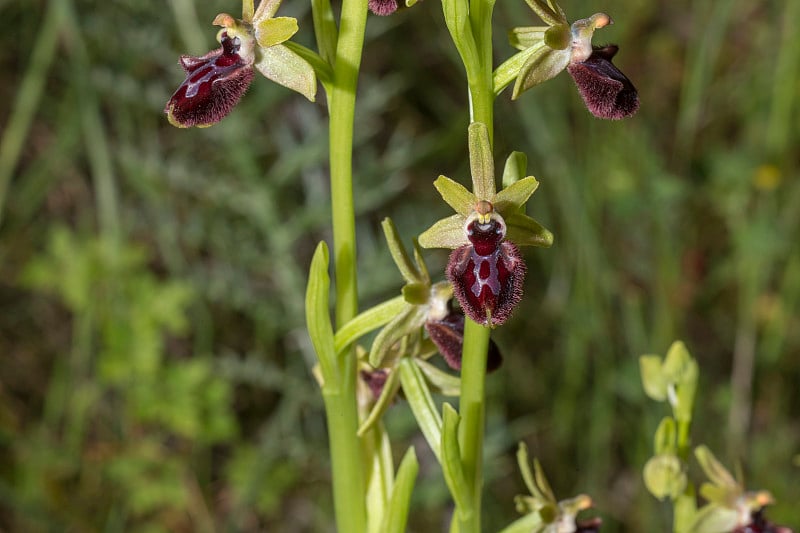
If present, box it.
[321,0,369,530]
[458,3,495,531]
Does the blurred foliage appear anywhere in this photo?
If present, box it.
[0,0,798,532]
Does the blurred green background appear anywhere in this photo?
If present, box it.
[1,0,798,531]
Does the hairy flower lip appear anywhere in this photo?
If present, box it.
[369,0,398,16]
[567,44,639,120]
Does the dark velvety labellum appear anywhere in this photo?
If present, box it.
[368,0,398,16]
[447,219,525,326]
[165,33,254,128]
[360,369,389,399]
[576,517,602,533]
[567,44,639,120]
[732,509,794,533]
[424,311,502,372]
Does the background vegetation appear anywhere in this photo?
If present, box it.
[1,0,797,531]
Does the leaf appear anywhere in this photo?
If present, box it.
[382,217,421,284]
[334,296,406,354]
[254,44,317,102]
[468,122,495,201]
[305,242,338,389]
[434,175,475,217]
[441,403,473,520]
[381,447,419,533]
[399,359,442,462]
[254,16,298,48]
[505,212,553,247]
[418,214,468,249]
[639,354,668,401]
[509,26,547,51]
[512,46,570,100]
[494,176,539,215]
[502,151,528,189]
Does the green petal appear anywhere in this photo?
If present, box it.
[511,47,570,100]
[469,122,495,200]
[494,176,539,216]
[434,175,475,217]
[509,26,547,51]
[255,16,299,48]
[418,214,468,250]
[505,212,553,248]
[255,43,317,102]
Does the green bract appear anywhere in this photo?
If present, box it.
[418,122,552,250]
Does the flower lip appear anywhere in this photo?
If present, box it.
[567,44,639,120]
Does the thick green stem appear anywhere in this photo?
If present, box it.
[458,3,495,532]
[322,0,369,530]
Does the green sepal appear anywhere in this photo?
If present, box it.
[509,27,547,51]
[418,214,467,250]
[334,296,406,354]
[381,447,419,533]
[517,442,539,498]
[512,46,570,100]
[402,282,429,305]
[653,416,677,455]
[357,368,402,436]
[494,176,539,215]
[685,505,739,533]
[497,512,546,533]
[305,242,338,389]
[544,23,570,50]
[399,359,442,462]
[369,305,424,367]
[469,122,496,201]
[493,45,544,97]
[412,239,430,284]
[532,458,557,503]
[255,44,317,102]
[441,403,474,521]
[694,446,737,490]
[253,0,282,21]
[643,454,687,501]
[502,151,528,189]
[640,354,668,401]
[523,0,566,26]
[505,212,553,248]
[433,175,475,217]
[283,41,333,86]
[255,16,298,48]
[415,358,461,396]
[383,217,422,284]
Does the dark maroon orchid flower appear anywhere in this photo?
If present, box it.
[425,308,503,372]
[732,509,794,533]
[567,44,639,120]
[446,210,526,327]
[165,30,255,128]
[369,0,398,16]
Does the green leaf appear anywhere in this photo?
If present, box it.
[415,358,461,396]
[509,27,547,51]
[365,421,393,531]
[334,296,407,354]
[369,306,423,367]
[399,359,442,462]
[685,504,739,533]
[512,46,570,100]
[418,214,468,249]
[639,354,668,401]
[694,446,738,490]
[502,151,528,189]
[505,212,553,247]
[310,0,338,66]
[468,122,495,201]
[305,242,338,389]
[643,454,687,501]
[255,16,298,48]
[358,369,402,437]
[653,416,677,455]
[494,176,539,215]
[434,175,475,217]
[381,447,419,533]
[255,44,317,102]
[441,403,474,521]
[383,217,421,284]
